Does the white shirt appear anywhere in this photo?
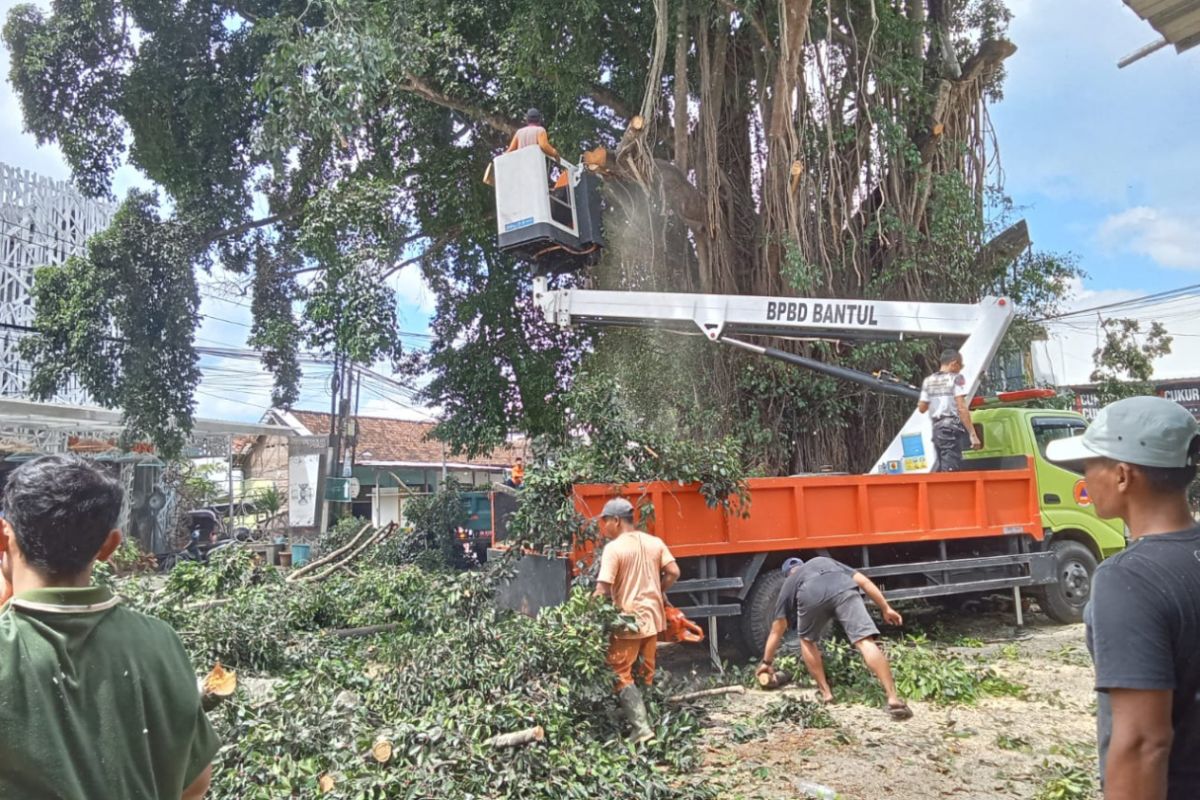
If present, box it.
[920,371,968,420]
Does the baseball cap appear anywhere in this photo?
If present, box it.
[781,557,804,576]
[1046,396,1199,469]
[597,497,634,519]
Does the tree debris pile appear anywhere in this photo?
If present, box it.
[118,548,715,799]
[504,372,749,557]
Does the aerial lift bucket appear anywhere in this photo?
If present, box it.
[490,146,604,275]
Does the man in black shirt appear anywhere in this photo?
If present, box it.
[756,556,911,720]
[1047,395,1200,800]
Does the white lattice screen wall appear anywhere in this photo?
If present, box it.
[0,162,117,403]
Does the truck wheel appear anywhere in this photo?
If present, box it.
[739,569,787,656]
[1040,539,1097,624]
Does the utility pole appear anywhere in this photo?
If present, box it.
[319,351,343,533]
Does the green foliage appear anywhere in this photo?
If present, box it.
[820,635,1024,706]
[1034,764,1096,800]
[758,695,836,729]
[403,480,471,569]
[1090,318,1172,403]
[319,515,370,552]
[120,557,715,798]
[995,733,1032,752]
[165,546,268,599]
[18,190,201,457]
[505,372,749,554]
[253,485,284,523]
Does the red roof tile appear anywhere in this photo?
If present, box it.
[285,410,523,467]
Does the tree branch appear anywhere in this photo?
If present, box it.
[380,229,459,280]
[201,209,300,248]
[958,39,1017,84]
[588,84,635,121]
[400,75,518,136]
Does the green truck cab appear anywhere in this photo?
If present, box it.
[967,406,1125,622]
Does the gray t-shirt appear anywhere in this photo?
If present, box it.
[1085,527,1200,796]
[773,557,857,628]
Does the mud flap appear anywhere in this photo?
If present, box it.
[490,550,571,618]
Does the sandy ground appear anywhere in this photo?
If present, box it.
[668,607,1100,800]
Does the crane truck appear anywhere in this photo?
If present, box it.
[486,146,1122,654]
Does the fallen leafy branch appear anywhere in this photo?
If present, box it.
[286,522,374,582]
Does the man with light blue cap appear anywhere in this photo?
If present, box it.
[1046,395,1200,800]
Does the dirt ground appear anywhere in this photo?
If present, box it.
[666,606,1100,800]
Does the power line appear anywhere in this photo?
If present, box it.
[1035,283,1200,323]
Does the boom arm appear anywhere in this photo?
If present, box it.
[532,277,1016,473]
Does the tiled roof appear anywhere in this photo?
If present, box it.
[283,410,524,467]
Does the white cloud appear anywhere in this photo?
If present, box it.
[1098,207,1200,269]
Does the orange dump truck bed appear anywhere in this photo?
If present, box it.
[571,458,1043,557]
[494,460,1058,652]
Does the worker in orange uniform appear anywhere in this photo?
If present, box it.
[506,108,559,159]
[593,497,680,744]
[505,456,525,489]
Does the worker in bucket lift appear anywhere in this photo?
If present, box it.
[918,348,981,471]
[507,108,560,160]
[507,108,570,200]
[593,497,680,744]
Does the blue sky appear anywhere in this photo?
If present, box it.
[2,0,1198,420]
[992,0,1200,383]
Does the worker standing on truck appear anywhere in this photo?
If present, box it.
[593,497,681,744]
[757,556,913,720]
[0,455,220,799]
[918,348,981,471]
[1046,396,1200,800]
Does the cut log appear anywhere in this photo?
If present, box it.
[326,622,403,639]
[370,739,393,764]
[582,145,609,172]
[485,725,545,748]
[971,219,1030,275]
[667,685,746,703]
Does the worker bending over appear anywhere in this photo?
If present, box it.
[918,348,981,471]
[0,454,220,799]
[593,498,680,743]
[757,556,913,720]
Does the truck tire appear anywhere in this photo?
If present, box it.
[739,569,787,656]
[1040,539,1097,624]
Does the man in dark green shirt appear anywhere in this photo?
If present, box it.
[0,454,220,799]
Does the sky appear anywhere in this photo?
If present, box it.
[2,0,1199,425]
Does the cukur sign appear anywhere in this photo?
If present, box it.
[1071,380,1200,422]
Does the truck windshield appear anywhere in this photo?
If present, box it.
[1032,417,1087,468]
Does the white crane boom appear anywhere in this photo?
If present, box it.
[531,276,1016,474]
